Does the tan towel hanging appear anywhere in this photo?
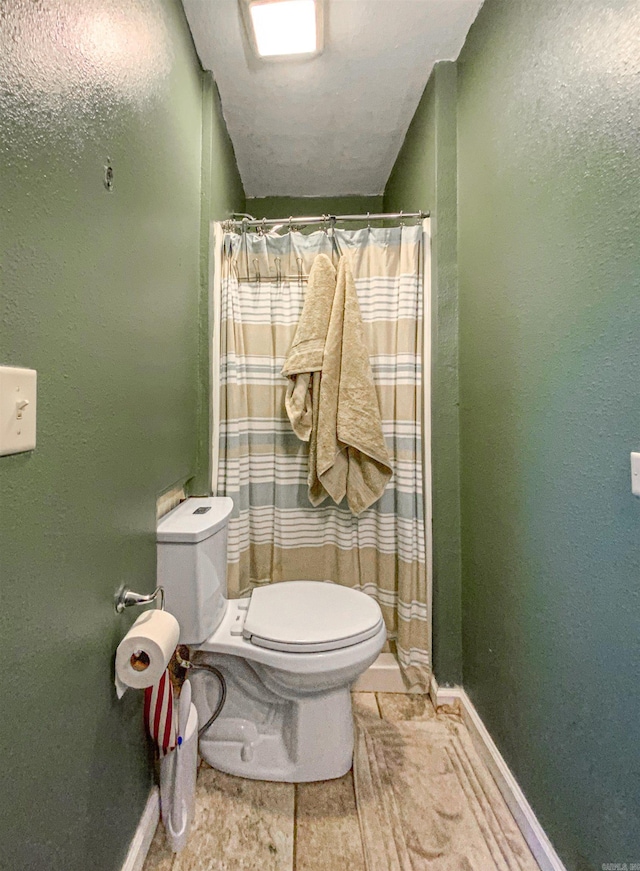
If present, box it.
[282,252,392,515]
[281,254,336,441]
[315,254,392,515]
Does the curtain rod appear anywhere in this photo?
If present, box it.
[226,210,429,229]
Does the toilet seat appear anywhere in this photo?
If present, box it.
[243,580,384,653]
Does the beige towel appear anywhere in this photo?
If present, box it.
[281,254,336,441]
[315,254,392,515]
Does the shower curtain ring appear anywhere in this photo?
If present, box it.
[367,212,371,230]
[399,210,404,226]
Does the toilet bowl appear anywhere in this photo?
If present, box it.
[157,497,386,782]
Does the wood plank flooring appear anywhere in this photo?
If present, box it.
[142,693,455,871]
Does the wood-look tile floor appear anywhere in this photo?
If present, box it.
[143,693,457,871]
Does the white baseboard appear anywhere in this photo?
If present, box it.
[121,786,160,871]
[429,678,566,871]
[352,652,422,693]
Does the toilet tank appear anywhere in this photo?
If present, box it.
[157,497,234,645]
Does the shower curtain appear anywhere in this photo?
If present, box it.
[213,224,431,689]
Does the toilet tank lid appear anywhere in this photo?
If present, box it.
[157,497,234,543]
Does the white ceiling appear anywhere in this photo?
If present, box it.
[182,0,483,198]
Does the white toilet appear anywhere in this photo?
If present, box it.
[157,496,386,782]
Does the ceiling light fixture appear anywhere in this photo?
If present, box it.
[240,0,323,60]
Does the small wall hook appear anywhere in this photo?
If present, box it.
[104,159,114,191]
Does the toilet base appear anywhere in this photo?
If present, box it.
[190,656,355,782]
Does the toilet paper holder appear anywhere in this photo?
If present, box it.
[115,585,165,614]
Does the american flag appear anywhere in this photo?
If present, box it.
[143,669,177,756]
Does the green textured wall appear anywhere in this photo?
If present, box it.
[0,2,242,869]
[195,76,245,493]
[385,63,463,684]
[457,1,640,867]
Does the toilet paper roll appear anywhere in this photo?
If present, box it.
[115,609,180,696]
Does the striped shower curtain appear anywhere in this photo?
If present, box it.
[215,225,430,689]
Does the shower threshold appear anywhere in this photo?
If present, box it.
[352,652,417,694]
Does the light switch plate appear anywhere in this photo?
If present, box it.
[631,452,640,497]
[0,366,37,456]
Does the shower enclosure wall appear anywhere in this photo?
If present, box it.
[209,215,432,689]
